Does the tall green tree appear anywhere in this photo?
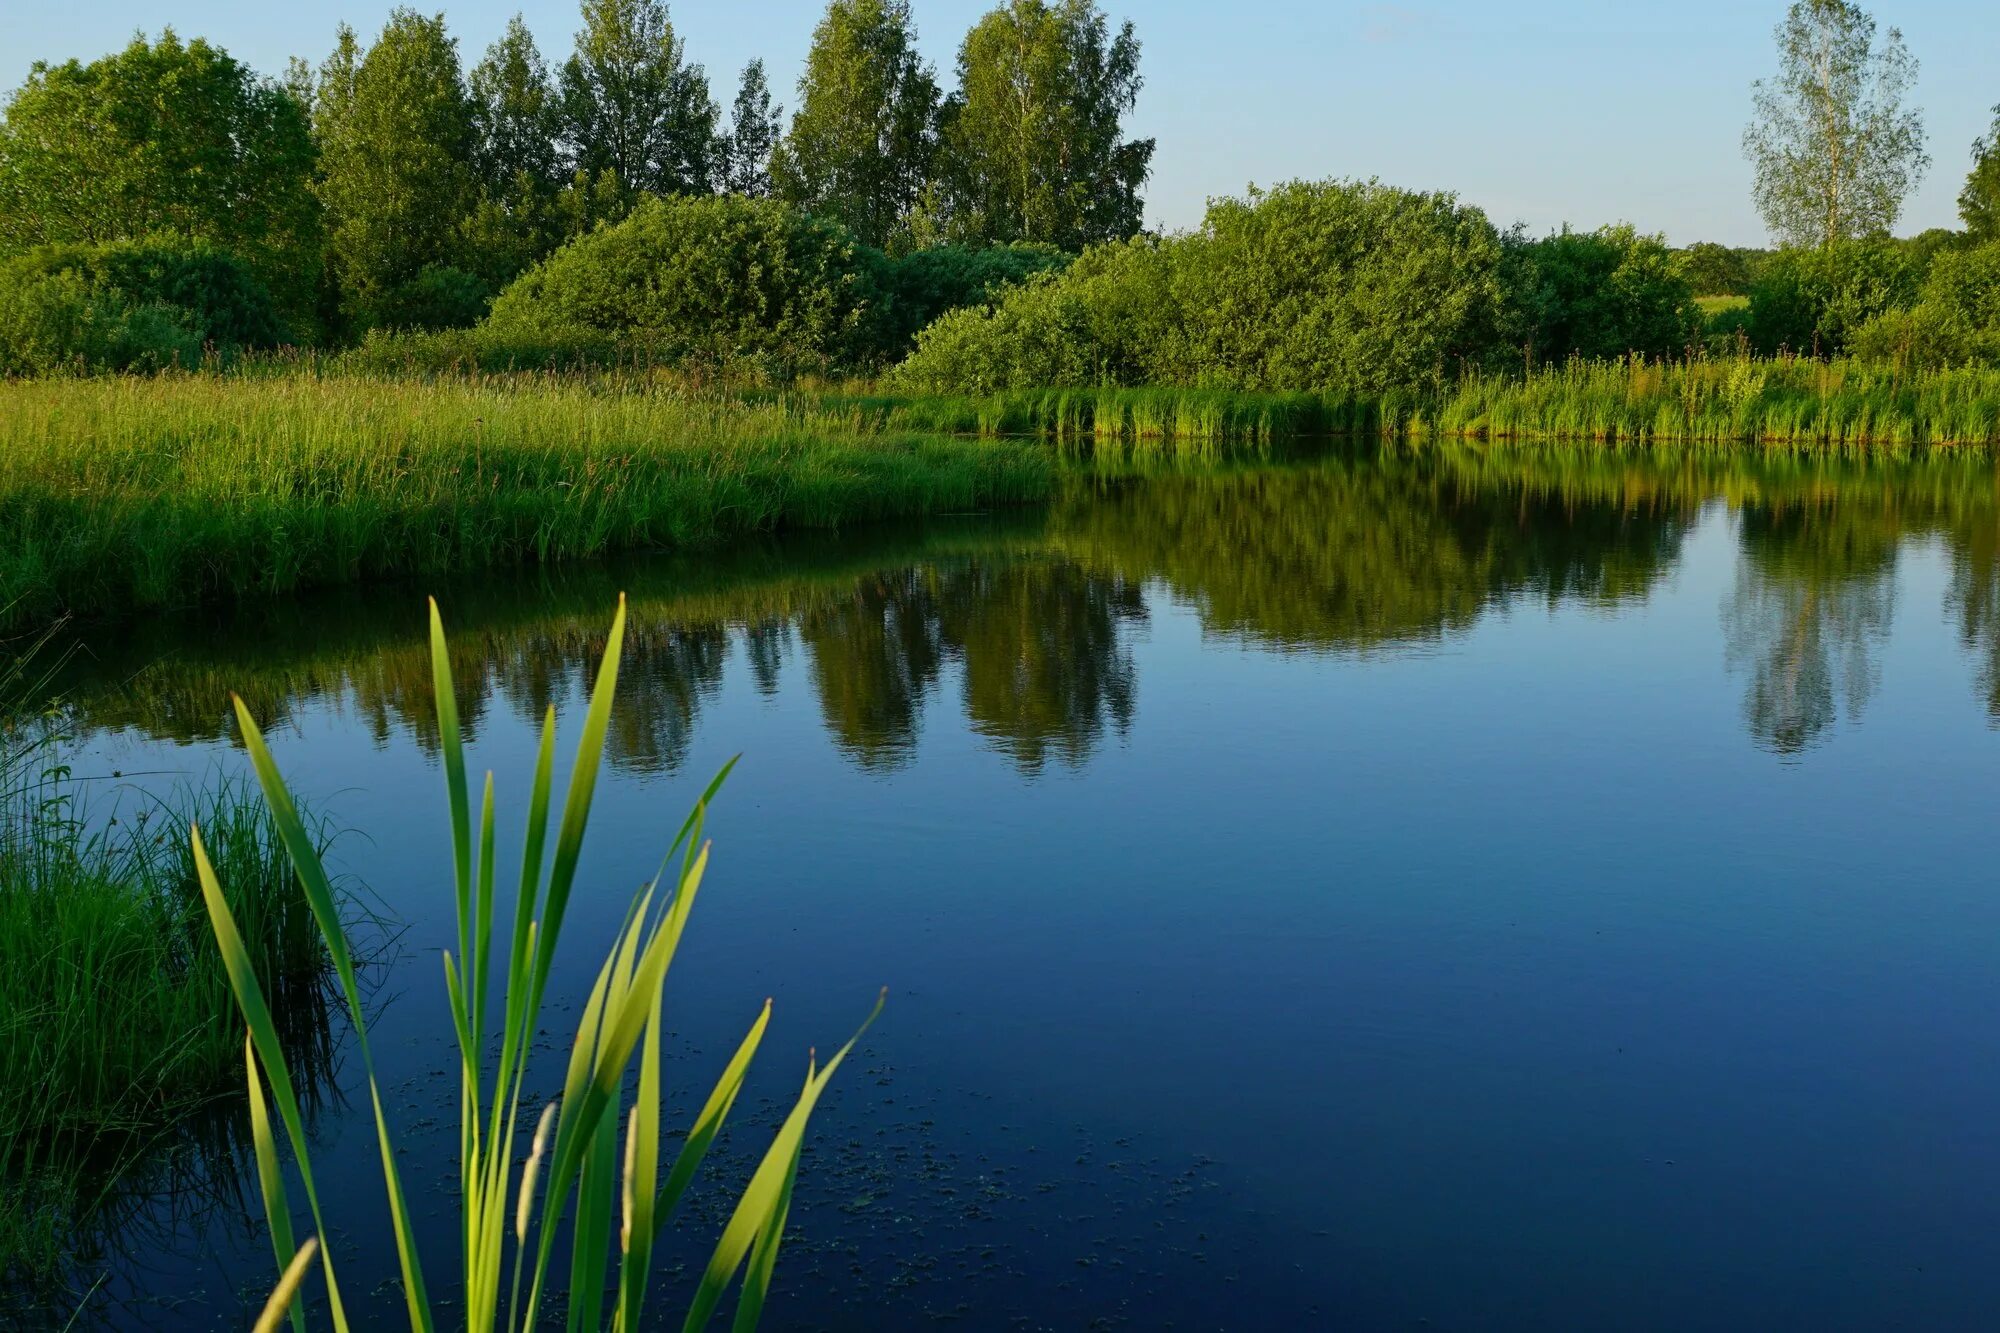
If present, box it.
[315,10,479,328]
[0,31,321,325]
[558,0,718,195]
[1743,0,1928,248]
[722,60,781,197]
[936,0,1152,250]
[471,14,560,192]
[770,0,939,249]
[1963,106,2000,241]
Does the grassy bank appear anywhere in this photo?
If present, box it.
[5,359,1997,629]
[0,376,1054,629]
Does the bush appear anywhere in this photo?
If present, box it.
[0,239,282,374]
[1505,224,1698,362]
[893,178,1511,394]
[372,265,492,332]
[486,194,881,376]
[872,242,1072,355]
[1674,242,1769,296]
[889,238,1174,392]
[1848,241,2000,368]
[1746,241,1925,357]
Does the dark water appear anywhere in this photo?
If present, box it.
[39,444,2000,1329]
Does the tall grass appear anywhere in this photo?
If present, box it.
[0,375,1053,631]
[1421,357,2000,448]
[196,597,881,1331]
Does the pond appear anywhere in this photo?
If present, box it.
[40,442,2000,1329]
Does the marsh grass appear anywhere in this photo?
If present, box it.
[195,597,882,1332]
[5,359,1996,632]
[0,375,1052,630]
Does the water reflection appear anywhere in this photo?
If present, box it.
[1724,504,1899,753]
[51,445,2000,764]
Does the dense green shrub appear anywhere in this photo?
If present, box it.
[1674,242,1769,296]
[872,242,1072,355]
[372,264,493,332]
[893,179,1510,394]
[487,194,882,375]
[1746,241,1925,356]
[0,240,282,374]
[888,239,1171,392]
[1505,225,1698,362]
[1849,241,2000,367]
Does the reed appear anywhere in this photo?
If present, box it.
[195,597,881,1331]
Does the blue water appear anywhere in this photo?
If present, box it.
[42,448,2000,1329]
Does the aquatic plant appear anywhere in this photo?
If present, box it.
[1,619,334,1298]
[194,597,882,1331]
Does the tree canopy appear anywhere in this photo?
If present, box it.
[558,0,718,196]
[0,31,320,323]
[771,0,939,249]
[936,0,1153,250]
[1743,0,1928,247]
[1964,106,2000,242]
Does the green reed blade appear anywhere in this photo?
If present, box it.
[681,989,887,1332]
[245,1033,305,1333]
[655,1001,771,1220]
[529,594,628,1015]
[192,823,352,1333]
[230,701,434,1332]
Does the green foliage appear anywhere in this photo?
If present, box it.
[0,31,322,327]
[487,194,881,374]
[373,266,493,332]
[1963,106,2000,242]
[315,12,479,333]
[894,179,1510,394]
[771,1,940,249]
[721,60,782,198]
[1849,241,2000,367]
[934,0,1153,249]
[0,240,283,374]
[873,241,1070,352]
[1746,239,1925,355]
[1505,225,1698,362]
[1743,0,1928,247]
[470,16,561,195]
[1676,242,1770,295]
[559,0,718,195]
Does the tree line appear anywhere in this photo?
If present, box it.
[0,0,1152,339]
[1,0,1997,383]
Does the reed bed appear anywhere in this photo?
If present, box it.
[0,376,1052,630]
[1421,357,2000,449]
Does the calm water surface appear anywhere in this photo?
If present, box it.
[41,445,2000,1329]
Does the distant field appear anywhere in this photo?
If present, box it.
[1695,294,1752,315]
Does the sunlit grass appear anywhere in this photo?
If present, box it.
[0,375,1052,630]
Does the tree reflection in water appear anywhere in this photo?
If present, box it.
[46,445,2000,766]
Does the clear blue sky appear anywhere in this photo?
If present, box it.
[4,0,1994,246]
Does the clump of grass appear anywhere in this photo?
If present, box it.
[0,621,338,1299]
[198,597,881,1331]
